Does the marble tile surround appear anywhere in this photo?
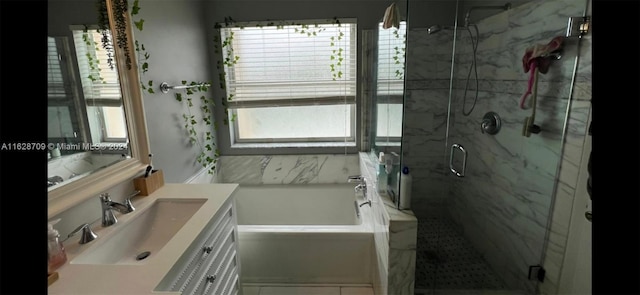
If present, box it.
[403,0,591,294]
[219,153,417,295]
[359,153,417,295]
[218,154,360,185]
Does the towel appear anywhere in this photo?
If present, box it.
[382,2,400,29]
[522,36,564,74]
[520,36,564,109]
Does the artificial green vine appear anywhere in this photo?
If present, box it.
[81,27,106,84]
[129,0,154,94]
[96,0,132,70]
[392,27,406,80]
[111,0,132,70]
[174,81,219,174]
[329,17,344,81]
[96,0,115,70]
[213,17,347,125]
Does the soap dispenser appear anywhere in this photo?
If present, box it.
[376,152,388,194]
[48,219,67,274]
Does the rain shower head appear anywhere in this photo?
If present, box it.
[464,2,511,27]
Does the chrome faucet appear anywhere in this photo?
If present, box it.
[67,223,98,244]
[99,191,139,227]
[348,175,370,207]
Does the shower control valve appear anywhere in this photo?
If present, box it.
[481,111,501,135]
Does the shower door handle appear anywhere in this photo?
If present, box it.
[450,143,467,177]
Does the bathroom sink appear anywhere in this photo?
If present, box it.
[71,198,206,265]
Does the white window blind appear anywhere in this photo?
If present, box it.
[220,20,357,143]
[72,29,122,103]
[47,37,68,99]
[376,21,406,140]
[376,21,406,96]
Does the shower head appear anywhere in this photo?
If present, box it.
[464,2,511,27]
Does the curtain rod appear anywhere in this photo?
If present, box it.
[159,82,211,94]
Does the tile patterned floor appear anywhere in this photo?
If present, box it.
[414,218,508,293]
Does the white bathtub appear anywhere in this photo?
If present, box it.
[234,183,374,285]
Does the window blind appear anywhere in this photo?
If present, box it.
[48,37,68,99]
[72,29,122,103]
[376,21,406,96]
[221,21,357,106]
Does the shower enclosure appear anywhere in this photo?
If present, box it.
[400,0,592,294]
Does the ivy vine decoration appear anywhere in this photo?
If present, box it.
[96,0,132,70]
[212,17,346,124]
[95,0,115,70]
[174,81,219,174]
[328,17,344,81]
[212,19,239,126]
[392,27,406,80]
[81,26,106,84]
[129,0,154,94]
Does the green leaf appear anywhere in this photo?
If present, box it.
[131,0,140,15]
[148,88,155,94]
[176,93,183,102]
[147,80,153,86]
[134,19,145,31]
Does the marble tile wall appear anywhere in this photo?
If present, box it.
[218,154,360,185]
[359,152,417,295]
[402,0,591,293]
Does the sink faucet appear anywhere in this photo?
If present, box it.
[99,191,139,227]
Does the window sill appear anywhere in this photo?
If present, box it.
[230,141,357,149]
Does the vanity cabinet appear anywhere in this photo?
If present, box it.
[157,197,242,295]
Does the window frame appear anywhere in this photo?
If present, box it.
[374,21,407,146]
[69,25,128,146]
[216,19,359,150]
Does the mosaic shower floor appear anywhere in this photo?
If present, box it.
[414,218,509,294]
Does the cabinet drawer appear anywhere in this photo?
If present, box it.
[157,201,234,292]
[183,228,237,295]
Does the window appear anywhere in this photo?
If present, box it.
[71,28,127,143]
[376,21,406,144]
[219,19,357,146]
[48,36,77,139]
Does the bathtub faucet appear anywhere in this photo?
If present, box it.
[348,175,368,203]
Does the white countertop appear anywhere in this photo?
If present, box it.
[48,183,239,295]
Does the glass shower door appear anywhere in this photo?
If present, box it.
[435,0,591,293]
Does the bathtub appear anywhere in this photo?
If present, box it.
[234,183,374,285]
